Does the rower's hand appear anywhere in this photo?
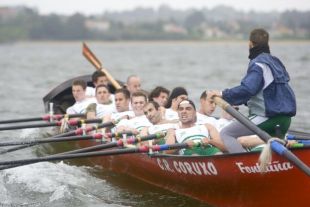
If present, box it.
[201,138,210,146]
[185,140,195,148]
[285,140,297,148]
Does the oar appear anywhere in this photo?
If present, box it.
[291,143,310,148]
[82,42,122,89]
[0,142,191,169]
[0,121,115,154]
[52,121,115,138]
[0,121,63,131]
[0,131,136,170]
[0,118,106,131]
[213,96,310,176]
[0,145,33,154]
[286,134,310,140]
[57,132,165,155]
[0,114,84,124]
[288,129,310,138]
[0,133,106,147]
[65,118,105,126]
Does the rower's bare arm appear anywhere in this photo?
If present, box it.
[237,135,264,148]
[103,114,111,123]
[139,127,148,137]
[164,129,177,154]
[165,129,176,145]
[206,124,227,152]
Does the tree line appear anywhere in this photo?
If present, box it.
[0,6,309,43]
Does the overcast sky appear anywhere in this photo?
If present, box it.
[1,0,310,15]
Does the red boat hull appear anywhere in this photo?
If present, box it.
[77,140,310,207]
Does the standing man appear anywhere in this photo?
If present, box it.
[207,28,296,153]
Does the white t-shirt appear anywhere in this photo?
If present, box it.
[96,103,117,118]
[196,112,218,127]
[86,86,115,103]
[216,118,232,131]
[86,86,96,97]
[175,124,210,144]
[66,98,97,114]
[148,123,179,134]
[111,111,135,121]
[164,108,179,121]
[117,115,152,132]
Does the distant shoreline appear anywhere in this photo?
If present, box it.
[3,39,310,45]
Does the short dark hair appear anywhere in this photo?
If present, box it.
[131,90,147,102]
[146,101,160,110]
[92,71,106,83]
[149,86,170,101]
[95,84,110,94]
[249,28,269,46]
[166,87,188,108]
[178,99,196,111]
[115,88,130,100]
[200,90,207,100]
[72,80,87,90]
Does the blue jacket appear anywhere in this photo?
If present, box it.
[222,53,296,117]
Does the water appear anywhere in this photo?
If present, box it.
[0,41,309,206]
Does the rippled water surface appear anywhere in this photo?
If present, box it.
[0,41,309,206]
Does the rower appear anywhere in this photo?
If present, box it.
[116,91,152,133]
[149,86,170,120]
[126,75,141,95]
[164,87,188,121]
[197,90,218,127]
[197,90,232,131]
[86,70,109,97]
[166,99,226,155]
[140,101,178,145]
[66,79,96,114]
[149,86,170,107]
[86,84,116,119]
[103,88,134,123]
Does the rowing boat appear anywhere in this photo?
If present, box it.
[43,75,310,207]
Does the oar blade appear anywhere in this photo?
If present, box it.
[82,42,102,70]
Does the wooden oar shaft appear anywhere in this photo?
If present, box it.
[213,96,310,177]
[82,42,122,89]
[0,142,188,167]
